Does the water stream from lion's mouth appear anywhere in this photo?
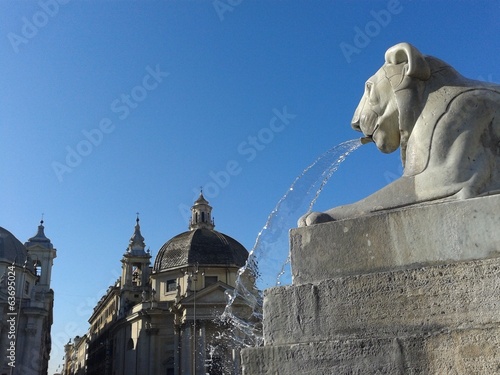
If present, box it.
[220,138,363,348]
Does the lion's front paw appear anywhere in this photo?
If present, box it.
[297,211,335,227]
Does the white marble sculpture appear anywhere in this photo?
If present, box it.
[300,42,500,226]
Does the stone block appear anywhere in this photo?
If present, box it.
[291,195,500,284]
[263,257,500,346]
[241,327,500,375]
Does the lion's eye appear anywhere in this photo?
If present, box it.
[365,82,373,96]
[366,82,378,105]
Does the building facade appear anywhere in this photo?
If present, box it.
[0,221,56,375]
[64,194,249,375]
[63,335,87,375]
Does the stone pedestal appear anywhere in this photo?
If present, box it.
[241,196,500,374]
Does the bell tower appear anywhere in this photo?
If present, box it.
[24,219,57,289]
[22,219,57,375]
[120,216,151,291]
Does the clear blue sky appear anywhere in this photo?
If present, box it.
[1,0,498,372]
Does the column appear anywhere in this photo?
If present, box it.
[196,322,206,374]
[180,325,191,375]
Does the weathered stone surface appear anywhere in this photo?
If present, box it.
[242,327,500,375]
[264,256,500,346]
[291,195,500,284]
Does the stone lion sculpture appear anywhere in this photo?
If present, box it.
[299,42,500,226]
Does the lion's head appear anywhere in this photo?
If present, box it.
[351,43,433,166]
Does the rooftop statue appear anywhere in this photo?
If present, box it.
[300,42,500,226]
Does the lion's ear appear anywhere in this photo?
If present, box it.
[385,43,430,81]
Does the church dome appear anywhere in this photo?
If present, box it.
[0,227,32,268]
[153,193,248,272]
[153,228,248,272]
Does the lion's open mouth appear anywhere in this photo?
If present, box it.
[360,124,378,144]
[360,135,373,144]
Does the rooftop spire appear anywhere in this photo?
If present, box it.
[128,215,146,254]
[189,192,215,230]
[25,217,53,249]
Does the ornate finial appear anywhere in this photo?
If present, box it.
[136,212,140,224]
[40,213,44,225]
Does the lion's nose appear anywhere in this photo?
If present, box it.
[351,118,361,131]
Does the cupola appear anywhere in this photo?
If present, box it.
[189,192,215,230]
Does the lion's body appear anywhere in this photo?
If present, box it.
[299,43,500,226]
[407,81,500,199]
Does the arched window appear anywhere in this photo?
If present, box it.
[34,260,42,282]
[132,265,142,286]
